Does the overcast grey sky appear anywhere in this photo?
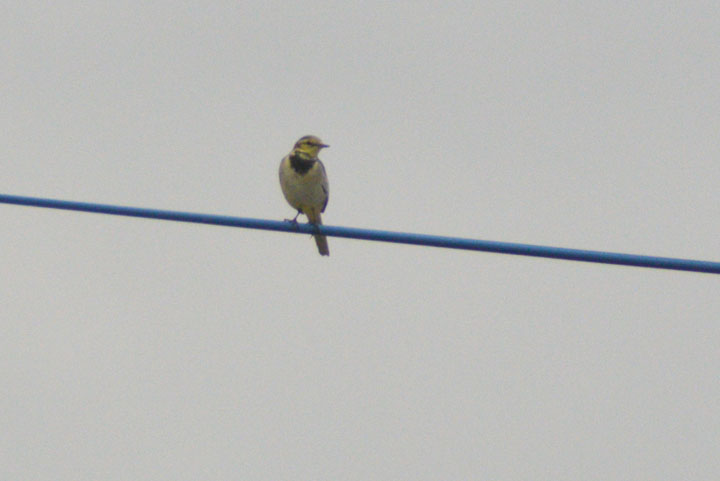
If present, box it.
[2,1,719,480]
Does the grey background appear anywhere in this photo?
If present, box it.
[2,1,719,479]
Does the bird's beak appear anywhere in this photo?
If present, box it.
[320,144,329,149]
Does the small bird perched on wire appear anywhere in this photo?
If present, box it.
[279,135,330,256]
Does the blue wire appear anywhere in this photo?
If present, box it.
[2,193,719,274]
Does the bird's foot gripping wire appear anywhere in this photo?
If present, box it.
[284,211,302,226]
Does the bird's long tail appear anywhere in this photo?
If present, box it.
[307,210,330,256]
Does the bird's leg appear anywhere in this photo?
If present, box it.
[284,210,302,224]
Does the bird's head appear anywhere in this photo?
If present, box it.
[293,135,329,158]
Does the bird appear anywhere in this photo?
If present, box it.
[279,135,330,256]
